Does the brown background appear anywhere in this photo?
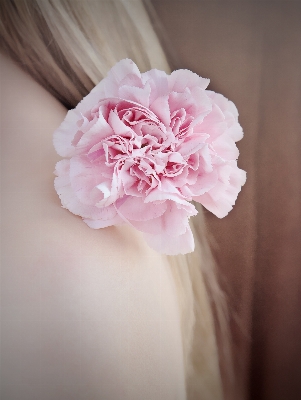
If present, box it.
[151,1,301,399]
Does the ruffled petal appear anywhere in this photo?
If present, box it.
[178,135,206,157]
[104,59,142,97]
[184,169,218,197]
[54,159,119,221]
[225,122,244,142]
[69,155,110,206]
[128,200,196,237]
[119,83,151,108]
[144,225,195,255]
[195,103,227,142]
[149,95,171,126]
[194,165,246,217]
[77,112,114,146]
[116,196,168,221]
[211,135,239,161]
[53,109,80,157]
[142,68,169,102]
[169,69,210,92]
[83,213,123,229]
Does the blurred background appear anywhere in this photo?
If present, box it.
[151,1,301,400]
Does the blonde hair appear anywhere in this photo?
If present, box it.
[0,1,232,398]
[0,0,168,107]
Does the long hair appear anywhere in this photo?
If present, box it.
[0,1,232,398]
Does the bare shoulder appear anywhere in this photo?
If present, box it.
[1,53,128,259]
[1,54,186,399]
[1,53,74,260]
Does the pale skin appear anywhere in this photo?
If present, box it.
[0,53,186,399]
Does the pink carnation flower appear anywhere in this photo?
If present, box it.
[54,59,246,255]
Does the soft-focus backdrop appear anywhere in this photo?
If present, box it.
[151,1,301,400]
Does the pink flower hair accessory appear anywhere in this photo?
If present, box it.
[54,59,246,255]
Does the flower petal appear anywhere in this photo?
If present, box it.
[119,83,151,108]
[142,68,169,103]
[104,59,142,97]
[54,159,119,221]
[128,200,196,237]
[144,225,195,255]
[83,213,123,229]
[116,196,168,221]
[211,135,239,161]
[169,69,210,92]
[53,109,80,157]
[149,95,171,126]
[194,165,246,217]
[69,155,113,206]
